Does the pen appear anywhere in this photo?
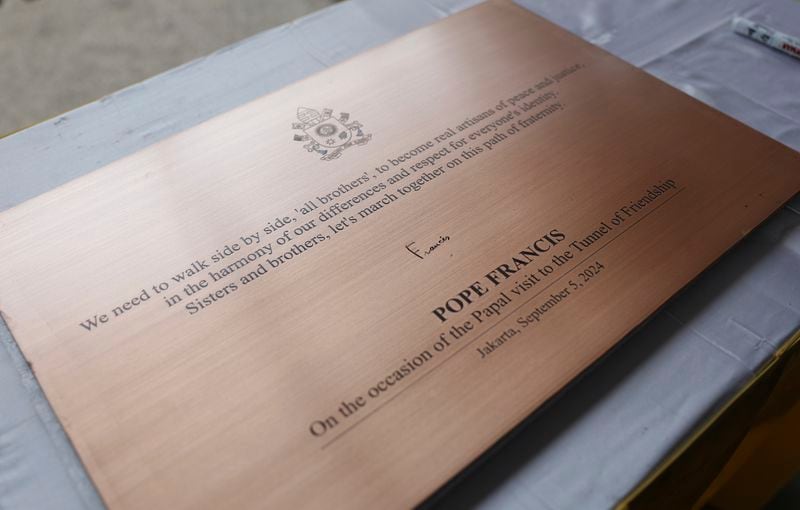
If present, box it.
[732,16,800,60]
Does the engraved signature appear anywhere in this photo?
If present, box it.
[405,235,451,260]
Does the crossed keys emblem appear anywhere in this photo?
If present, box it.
[292,107,372,161]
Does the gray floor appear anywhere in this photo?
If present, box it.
[0,0,335,136]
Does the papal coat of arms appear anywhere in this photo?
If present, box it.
[292,107,372,161]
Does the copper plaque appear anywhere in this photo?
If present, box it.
[0,1,798,508]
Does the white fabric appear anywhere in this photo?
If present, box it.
[1,1,798,509]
